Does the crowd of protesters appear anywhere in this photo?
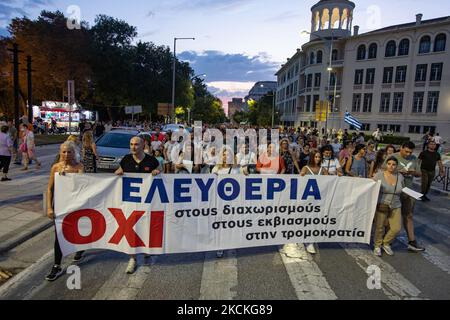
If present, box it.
[38,121,450,281]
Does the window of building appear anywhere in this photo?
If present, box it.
[312,95,320,112]
[423,126,436,134]
[307,74,313,88]
[378,124,388,132]
[352,94,361,112]
[380,93,390,113]
[363,93,373,113]
[409,126,421,134]
[419,36,431,54]
[368,43,377,59]
[332,49,338,61]
[354,69,364,85]
[314,73,321,87]
[306,95,311,112]
[393,92,404,113]
[390,125,401,133]
[412,92,424,113]
[427,91,440,113]
[366,68,376,84]
[383,67,394,84]
[398,39,410,56]
[357,45,366,60]
[317,50,323,64]
[415,64,428,82]
[310,52,315,65]
[361,124,371,131]
[434,33,446,52]
[330,73,337,86]
[395,66,407,83]
[385,40,397,57]
[430,63,443,81]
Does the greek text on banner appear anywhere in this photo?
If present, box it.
[54,174,381,256]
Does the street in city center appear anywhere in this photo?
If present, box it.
[1,0,450,306]
[0,145,449,300]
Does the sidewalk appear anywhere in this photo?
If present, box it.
[0,145,59,255]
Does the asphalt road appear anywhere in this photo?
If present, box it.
[0,143,449,300]
[0,193,449,300]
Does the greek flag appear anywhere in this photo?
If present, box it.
[344,112,363,130]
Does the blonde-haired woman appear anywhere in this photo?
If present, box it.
[46,141,84,281]
[212,146,240,258]
[82,130,98,173]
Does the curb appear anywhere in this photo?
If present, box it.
[0,194,42,207]
[0,219,53,255]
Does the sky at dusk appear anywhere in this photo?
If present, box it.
[1,0,450,109]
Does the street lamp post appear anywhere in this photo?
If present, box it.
[172,37,195,123]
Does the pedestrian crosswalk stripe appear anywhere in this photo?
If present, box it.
[279,244,338,300]
[341,244,424,300]
[397,236,450,275]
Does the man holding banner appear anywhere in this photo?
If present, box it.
[115,136,161,274]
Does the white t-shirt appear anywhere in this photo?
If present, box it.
[433,136,443,144]
[25,131,35,148]
[212,166,240,175]
[151,140,162,151]
[321,158,341,175]
[236,152,257,167]
[164,141,177,162]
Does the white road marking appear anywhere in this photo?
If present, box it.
[342,244,424,300]
[397,236,450,275]
[414,215,450,239]
[93,256,154,300]
[199,250,238,300]
[279,244,337,300]
[0,250,53,299]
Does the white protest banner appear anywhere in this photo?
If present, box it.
[54,174,381,256]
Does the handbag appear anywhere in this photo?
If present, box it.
[19,141,27,153]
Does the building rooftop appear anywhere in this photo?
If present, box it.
[362,16,450,36]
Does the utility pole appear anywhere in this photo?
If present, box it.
[7,44,22,131]
[26,56,33,124]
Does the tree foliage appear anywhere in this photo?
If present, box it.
[0,11,225,123]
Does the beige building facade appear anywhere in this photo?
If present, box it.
[276,0,450,141]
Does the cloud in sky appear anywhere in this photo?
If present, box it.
[179,50,279,82]
[0,0,53,35]
[179,50,279,106]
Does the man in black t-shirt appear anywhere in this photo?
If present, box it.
[115,136,161,274]
[418,141,445,201]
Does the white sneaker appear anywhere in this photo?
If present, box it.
[306,244,317,254]
[126,258,137,274]
[374,247,382,257]
[382,245,394,256]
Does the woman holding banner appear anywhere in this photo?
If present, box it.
[300,150,328,254]
[212,146,240,258]
[373,157,404,257]
[45,141,84,281]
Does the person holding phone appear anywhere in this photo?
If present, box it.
[389,142,425,253]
